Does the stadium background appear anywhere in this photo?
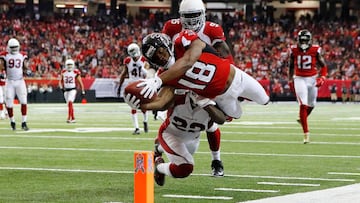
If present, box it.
[0,0,359,103]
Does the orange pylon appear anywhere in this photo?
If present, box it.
[134,151,154,203]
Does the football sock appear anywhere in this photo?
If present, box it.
[300,104,309,133]
[7,107,14,118]
[21,104,27,116]
[206,128,221,151]
[131,111,139,129]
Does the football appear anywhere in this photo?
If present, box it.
[124,80,157,104]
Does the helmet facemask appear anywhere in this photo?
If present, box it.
[179,0,206,32]
[127,43,141,58]
[142,33,174,70]
[180,11,206,32]
[298,30,312,51]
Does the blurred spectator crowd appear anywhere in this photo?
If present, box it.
[1,9,359,100]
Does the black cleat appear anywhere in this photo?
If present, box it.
[211,160,224,177]
[10,122,16,130]
[21,122,29,131]
[143,122,148,133]
[132,128,140,135]
[154,157,165,186]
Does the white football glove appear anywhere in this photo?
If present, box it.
[124,93,140,109]
[189,91,216,108]
[137,76,162,99]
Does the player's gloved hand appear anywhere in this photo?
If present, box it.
[189,91,216,108]
[137,76,162,99]
[288,80,295,93]
[81,90,86,98]
[0,73,4,79]
[60,88,65,93]
[124,93,140,109]
[316,76,325,87]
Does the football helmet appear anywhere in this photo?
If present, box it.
[7,38,20,54]
[65,59,75,71]
[141,33,175,69]
[179,0,206,32]
[298,29,312,51]
[127,43,141,58]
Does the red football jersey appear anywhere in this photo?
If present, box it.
[164,52,230,99]
[173,30,199,59]
[162,19,226,46]
[290,45,321,77]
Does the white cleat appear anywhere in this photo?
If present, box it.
[303,133,310,144]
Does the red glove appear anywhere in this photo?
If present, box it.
[316,77,325,87]
[288,81,295,93]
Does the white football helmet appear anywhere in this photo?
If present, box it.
[65,59,75,71]
[7,38,20,54]
[179,0,206,32]
[127,43,141,58]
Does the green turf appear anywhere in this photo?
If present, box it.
[0,102,359,203]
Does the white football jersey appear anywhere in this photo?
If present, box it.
[164,94,216,141]
[0,51,28,80]
[61,69,81,89]
[123,56,147,81]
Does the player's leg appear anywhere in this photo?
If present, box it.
[295,77,310,143]
[206,125,224,177]
[66,90,77,123]
[131,109,140,134]
[5,81,16,130]
[154,131,198,186]
[0,86,5,119]
[16,80,29,130]
[236,68,270,105]
[141,109,148,133]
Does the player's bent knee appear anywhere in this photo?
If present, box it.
[170,163,193,178]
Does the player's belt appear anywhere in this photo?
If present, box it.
[65,88,76,91]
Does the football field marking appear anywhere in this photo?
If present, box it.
[1,133,360,144]
[1,146,360,159]
[0,167,355,182]
[214,188,279,193]
[328,172,360,176]
[162,194,233,200]
[238,183,360,203]
[257,182,320,187]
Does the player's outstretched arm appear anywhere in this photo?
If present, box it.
[140,86,175,111]
[159,39,205,84]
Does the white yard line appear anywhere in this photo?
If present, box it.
[162,194,233,200]
[214,188,279,193]
[257,182,320,187]
[328,172,360,176]
[238,183,360,203]
[194,173,354,182]
[0,167,355,182]
[1,146,360,159]
[1,134,360,145]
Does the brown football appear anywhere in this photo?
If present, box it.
[124,80,157,104]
